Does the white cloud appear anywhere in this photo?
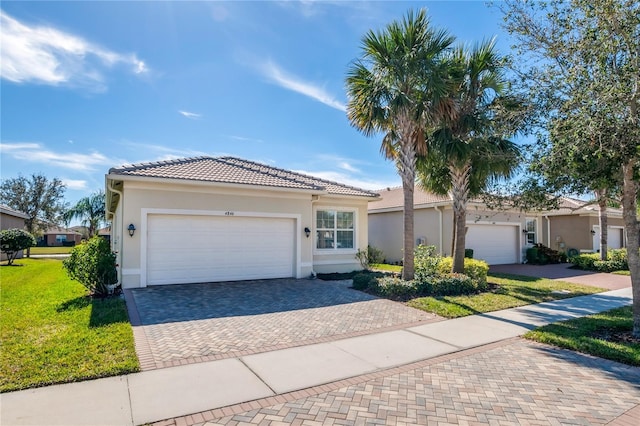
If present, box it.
[62,179,88,190]
[0,142,115,171]
[178,110,202,119]
[227,135,264,143]
[259,60,346,112]
[295,169,397,191]
[0,10,148,91]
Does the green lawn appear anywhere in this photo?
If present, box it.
[29,246,75,255]
[0,258,139,392]
[524,306,639,366]
[371,263,403,273]
[407,272,605,318]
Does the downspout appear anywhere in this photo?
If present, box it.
[544,216,551,250]
[436,206,443,255]
[108,179,124,286]
[309,194,320,278]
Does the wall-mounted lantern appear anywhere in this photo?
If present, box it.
[304,227,311,238]
[128,224,136,237]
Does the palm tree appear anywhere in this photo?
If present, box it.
[419,39,522,273]
[346,9,454,280]
[63,190,106,238]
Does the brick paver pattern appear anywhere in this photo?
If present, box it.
[190,341,640,426]
[131,279,435,366]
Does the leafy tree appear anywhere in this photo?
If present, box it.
[346,9,455,280]
[499,0,640,336]
[0,229,36,266]
[63,237,117,297]
[0,173,66,256]
[63,190,106,238]
[418,39,522,273]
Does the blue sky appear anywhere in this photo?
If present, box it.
[1,1,511,206]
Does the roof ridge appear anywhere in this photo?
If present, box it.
[216,157,323,190]
[109,156,213,173]
[219,156,379,196]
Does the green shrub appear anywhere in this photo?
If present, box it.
[63,237,117,297]
[414,245,441,281]
[570,253,599,270]
[0,228,36,266]
[526,247,539,264]
[436,257,489,290]
[355,245,384,269]
[430,273,477,296]
[375,276,417,300]
[352,272,376,290]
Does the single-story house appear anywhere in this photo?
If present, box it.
[106,156,378,288]
[368,187,626,265]
[544,197,625,254]
[37,226,83,247]
[0,205,29,261]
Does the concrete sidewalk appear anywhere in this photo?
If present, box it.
[1,287,633,426]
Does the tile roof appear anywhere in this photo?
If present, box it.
[109,156,378,198]
[0,205,29,219]
[368,186,451,211]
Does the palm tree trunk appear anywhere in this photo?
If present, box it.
[595,189,608,261]
[396,112,417,281]
[621,162,640,338]
[450,162,472,273]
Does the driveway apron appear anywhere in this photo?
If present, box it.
[127,279,437,370]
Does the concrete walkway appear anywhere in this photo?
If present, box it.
[1,287,633,426]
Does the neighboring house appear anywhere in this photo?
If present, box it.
[105,156,378,288]
[0,205,29,261]
[368,187,626,266]
[97,226,111,243]
[70,225,90,239]
[37,226,83,247]
[544,197,625,254]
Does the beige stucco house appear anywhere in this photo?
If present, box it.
[368,187,625,265]
[106,156,378,288]
[0,205,29,261]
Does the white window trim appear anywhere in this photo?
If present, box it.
[525,217,537,245]
[313,207,358,255]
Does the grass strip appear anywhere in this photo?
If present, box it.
[524,306,639,366]
[407,272,604,318]
[0,258,139,392]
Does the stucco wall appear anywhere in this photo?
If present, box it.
[549,214,625,252]
[0,213,27,261]
[112,179,368,287]
[369,206,529,263]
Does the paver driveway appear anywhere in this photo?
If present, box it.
[128,279,437,370]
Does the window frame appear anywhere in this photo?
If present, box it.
[314,208,357,253]
[525,218,537,245]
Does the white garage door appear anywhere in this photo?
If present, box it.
[147,214,295,285]
[466,224,518,265]
[593,226,624,251]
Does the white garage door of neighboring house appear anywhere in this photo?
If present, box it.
[593,226,624,251]
[147,214,295,285]
[466,224,518,265]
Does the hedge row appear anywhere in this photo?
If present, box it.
[570,249,629,273]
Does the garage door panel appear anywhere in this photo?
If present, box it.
[466,224,518,265]
[147,215,295,285]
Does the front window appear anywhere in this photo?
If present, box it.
[525,218,536,245]
[316,210,354,250]
[56,234,67,243]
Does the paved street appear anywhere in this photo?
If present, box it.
[162,339,639,426]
